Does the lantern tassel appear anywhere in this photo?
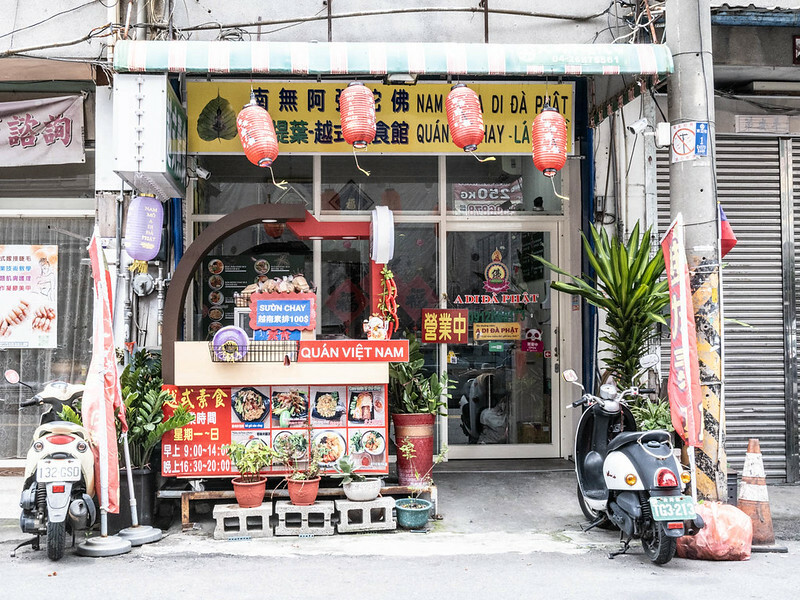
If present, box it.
[352,147,371,176]
[469,151,496,164]
[550,176,569,201]
[128,260,149,274]
[268,166,288,190]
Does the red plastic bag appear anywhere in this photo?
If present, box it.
[677,501,753,561]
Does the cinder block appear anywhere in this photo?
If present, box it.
[335,497,397,533]
[274,500,335,536]
[213,503,273,540]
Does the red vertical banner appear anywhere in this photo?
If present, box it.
[661,215,703,447]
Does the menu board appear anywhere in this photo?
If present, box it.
[161,384,388,477]
[201,253,305,339]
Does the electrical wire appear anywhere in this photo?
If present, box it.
[0,1,110,40]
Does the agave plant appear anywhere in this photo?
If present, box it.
[534,222,669,390]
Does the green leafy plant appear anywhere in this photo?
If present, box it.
[533,222,669,390]
[331,453,367,485]
[389,333,453,415]
[273,431,322,481]
[222,441,275,482]
[58,404,83,425]
[398,440,448,502]
[630,398,674,432]
[119,349,194,469]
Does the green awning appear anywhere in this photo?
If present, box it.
[113,40,673,77]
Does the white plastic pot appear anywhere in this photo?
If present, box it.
[342,478,382,502]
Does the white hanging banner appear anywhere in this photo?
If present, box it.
[0,95,85,167]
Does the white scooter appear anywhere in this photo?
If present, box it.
[5,369,96,560]
[563,355,704,564]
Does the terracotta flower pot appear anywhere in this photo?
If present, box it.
[232,476,267,508]
[286,476,321,506]
[392,413,435,486]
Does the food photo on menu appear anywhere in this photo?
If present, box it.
[271,387,309,428]
[309,386,347,427]
[349,429,387,469]
[347,386,386,426]
[231,387,270,428]
[312,429,347,466]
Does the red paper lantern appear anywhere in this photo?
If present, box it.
[339,82,376,149]
[237,96,279,167]
[446,84,484,152]
[124,195,163,262]
[531,107,567,177]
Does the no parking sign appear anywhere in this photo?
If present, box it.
[671,121,709,163]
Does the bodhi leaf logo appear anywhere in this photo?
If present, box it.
[196,93,238,142]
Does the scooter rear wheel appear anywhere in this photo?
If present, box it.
[46,521,66,561]
[577,484,615,530]
[641,519,677,565]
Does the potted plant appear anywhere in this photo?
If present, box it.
[394,441,448,529]
[109,349,193,531]
[332,453,382,502]
[388,332,452,486]
[630,397,676,441]
[223,441,275,508]
[533,222,669,391]
[274,432,323,506]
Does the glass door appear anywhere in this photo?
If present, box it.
[444,224,559,459]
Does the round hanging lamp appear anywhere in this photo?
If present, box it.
[124,194,163,272]
[237,94,279,168]
[531,106,567,177]
[339,82,376,149]
[446,84,484,153]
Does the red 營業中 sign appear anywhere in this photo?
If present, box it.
[421,309,469,344]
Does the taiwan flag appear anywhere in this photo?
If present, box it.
[720,205,737,258]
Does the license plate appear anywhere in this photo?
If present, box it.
[649,495,696,521]
[37,459,81,483]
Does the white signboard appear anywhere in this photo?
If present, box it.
[0,245,58,348]
[670,121,709,164]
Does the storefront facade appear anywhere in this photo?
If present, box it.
[109,39,672,463]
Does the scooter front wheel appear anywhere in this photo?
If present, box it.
[46,520,66,561]
[641,519,676,565]
[577,484,615,530]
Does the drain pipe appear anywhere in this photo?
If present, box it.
[155,260,165,347]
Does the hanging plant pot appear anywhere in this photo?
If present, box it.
[232,476,267,508]
[286,476,321,506]
[395,497,432,530]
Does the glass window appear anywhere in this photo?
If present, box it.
[446,155,564,216]
[190,222,313,341]
[0,152,94,199]
[320,239,370,339]
[321,156,438,214]
[194,155,312,214]
[0,217,94,457]
[446,230,553,446]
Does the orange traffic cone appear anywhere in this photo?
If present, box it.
[737,438,775,546]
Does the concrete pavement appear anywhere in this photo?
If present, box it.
[1,458,798,559]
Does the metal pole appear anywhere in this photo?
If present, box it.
[666,0,726,500]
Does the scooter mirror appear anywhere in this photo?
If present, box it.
[562,369,578,383]
[639,353,659,369]
[4,369,20,385]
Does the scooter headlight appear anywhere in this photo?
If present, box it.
[33,441,44,452]
[625,474,638,486]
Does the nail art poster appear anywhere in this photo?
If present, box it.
[0,245,58,348]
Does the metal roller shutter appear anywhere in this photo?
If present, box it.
[792,138,800,481]
[657,137,787,481]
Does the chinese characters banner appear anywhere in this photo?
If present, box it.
[0,95,85,166]
[421,309,468,344]
[188,81,574,154]
[161,384,389,478]
[0,245,58,349]
[661,216,703,447]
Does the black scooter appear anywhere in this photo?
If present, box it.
[564,355,704,564]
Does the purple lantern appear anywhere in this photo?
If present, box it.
[125,195,163,261]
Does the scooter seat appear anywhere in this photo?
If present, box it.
[607,430,671,453]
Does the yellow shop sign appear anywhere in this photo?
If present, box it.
[187,81,574,154]
[473,322,521,341]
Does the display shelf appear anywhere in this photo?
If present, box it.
[208,340,299,363]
